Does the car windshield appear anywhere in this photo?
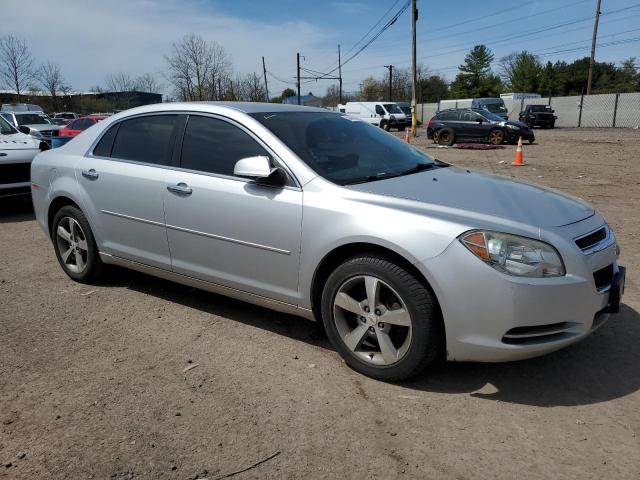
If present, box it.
[383,103,402,114]
[478,110,506,122]
[16,114,50,125]
[249,112,434,185]
[0,115,17,134]
[483,103,507,114]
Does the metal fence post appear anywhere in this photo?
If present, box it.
[578,92,584,127]
[548,95,552,106]
[612,93,619,128]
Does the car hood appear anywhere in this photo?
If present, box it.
[0,132,39,150]
[348,166,594,228]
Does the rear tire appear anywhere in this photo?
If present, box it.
[321,254,443,381]
[52,205,104,283]
[436,127,455,146]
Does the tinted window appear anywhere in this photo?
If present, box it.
[375,105,384,115]
[180,115,269,176]
[437,111,459,121]
[0,115,16,134]
[460,111,481,122]
[93,124,119,157]
[250,112,434,186]
[74,119,94,130]
[16,114,50,125]
[111,115,177,165]
[383,103,402,114]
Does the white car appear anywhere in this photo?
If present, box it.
[1,115,41,197]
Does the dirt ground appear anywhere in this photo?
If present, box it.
[1,127,639,479]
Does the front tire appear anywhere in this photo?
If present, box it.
[321,255,442,381]
[52,205,104,283]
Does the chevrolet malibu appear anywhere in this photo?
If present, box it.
[31,103,625,381]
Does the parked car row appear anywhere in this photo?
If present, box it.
[338,102,409,131]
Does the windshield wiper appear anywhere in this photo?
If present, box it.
[348,162,435,185]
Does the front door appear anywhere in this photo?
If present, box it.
[163,114,303,304]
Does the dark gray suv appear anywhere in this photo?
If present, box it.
[427,108,535,146]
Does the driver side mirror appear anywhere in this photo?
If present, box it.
[234,155,286,187]
[476,118,484,124]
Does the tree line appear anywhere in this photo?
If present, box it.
[449,44,639,99]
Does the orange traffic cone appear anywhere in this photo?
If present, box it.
[512,136,525,166]
[404,128,412,143]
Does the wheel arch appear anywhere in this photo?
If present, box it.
[47,196,81,239]
[310,242,443,326]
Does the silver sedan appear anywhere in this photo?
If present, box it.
[30,102,625,380]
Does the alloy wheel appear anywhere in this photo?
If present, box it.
[489,130,504,144]
[333,275,413,366]
[55,216,89,274]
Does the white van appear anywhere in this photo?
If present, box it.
[343,102,408,131]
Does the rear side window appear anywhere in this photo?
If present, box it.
[180,115,269,176]
[437,111,460,121]
[93,124,119,157]
[111,115,177,165]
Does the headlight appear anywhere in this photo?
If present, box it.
[459,231,565,277]
[505,124,519,130]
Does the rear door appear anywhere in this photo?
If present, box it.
[163,113,303,304]
[76,114,179,269]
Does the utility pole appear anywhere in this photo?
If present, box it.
[384,65,393,101]
[411,0,418,136]
[296,52,301,105]
[338,44,343,105]
[586,0,602,95]
[262,56,269,101]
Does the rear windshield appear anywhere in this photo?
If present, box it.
[529,105,551,112]
[249,111,434,185]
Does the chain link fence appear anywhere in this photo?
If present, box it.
[418,92,640,128]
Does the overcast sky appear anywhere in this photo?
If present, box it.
[2,0,639,97]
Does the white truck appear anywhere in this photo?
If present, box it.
[0,114,42,198]
[340,101,409,131]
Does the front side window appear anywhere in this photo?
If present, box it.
[111,115,177,165]
[375,105,385,115]
[180,115,269,176]
[250,112,434,186]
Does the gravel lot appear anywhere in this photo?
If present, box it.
[1,127,639,479]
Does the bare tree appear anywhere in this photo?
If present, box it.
[164,33,231,101]
[37,61,68,110]
[241,72,267,102]
[135,72,163,93]
[0,35,35,100]
[105,71,136,92]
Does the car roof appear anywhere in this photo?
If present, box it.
[188,101,329,114]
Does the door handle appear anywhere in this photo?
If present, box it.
[82,168,99,179]
[167,182,192,195]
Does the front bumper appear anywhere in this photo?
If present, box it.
[505,128,534,142]
[418,219,622,363]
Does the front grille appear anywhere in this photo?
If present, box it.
[502,322,578,345]
[0,163,31,185]
[575,227,607,251]
[593,264,614,291]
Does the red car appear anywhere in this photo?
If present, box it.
[59,115,108,137]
